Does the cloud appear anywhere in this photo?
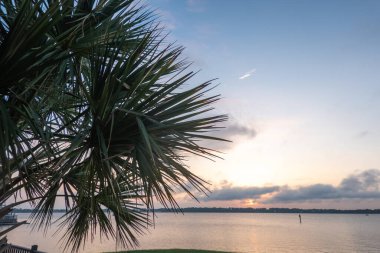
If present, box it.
[223,123,257,138]
[200,170,380,204]
[267,184,339,202]
[204,121,257,150]
[266,169,380,203]
[239,69,256,80]
[355,131,369,138]
[340,169,380,192]
[202,185,279,201]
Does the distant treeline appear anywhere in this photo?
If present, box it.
[156,207,380,214]
[13,207,380,214]
[13,209,67,213]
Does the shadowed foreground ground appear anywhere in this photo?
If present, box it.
[106,249,232,253]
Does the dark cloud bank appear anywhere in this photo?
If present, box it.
[205,169,380,204]
[201,186,279,201]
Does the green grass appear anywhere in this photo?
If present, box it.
[105,249,232,253]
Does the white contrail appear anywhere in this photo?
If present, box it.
[239,68,256,80]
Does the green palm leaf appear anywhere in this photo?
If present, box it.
[0,1,228,252]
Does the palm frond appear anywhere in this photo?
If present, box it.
[0,1,228,252]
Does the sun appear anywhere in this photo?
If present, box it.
[245,199,258,207]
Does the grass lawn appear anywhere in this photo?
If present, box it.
[105,249,232,253]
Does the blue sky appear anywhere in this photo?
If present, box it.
[147,0,380,209]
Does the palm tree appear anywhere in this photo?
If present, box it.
[0,0,227,251]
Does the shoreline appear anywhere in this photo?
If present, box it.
[106,250,232,253]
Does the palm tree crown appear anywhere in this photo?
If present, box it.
[0,0,227,251]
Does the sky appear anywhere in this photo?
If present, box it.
[148,0,380,209]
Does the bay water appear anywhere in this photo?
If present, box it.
[3,212,380,252]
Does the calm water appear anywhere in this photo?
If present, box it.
[2,213,380,253]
